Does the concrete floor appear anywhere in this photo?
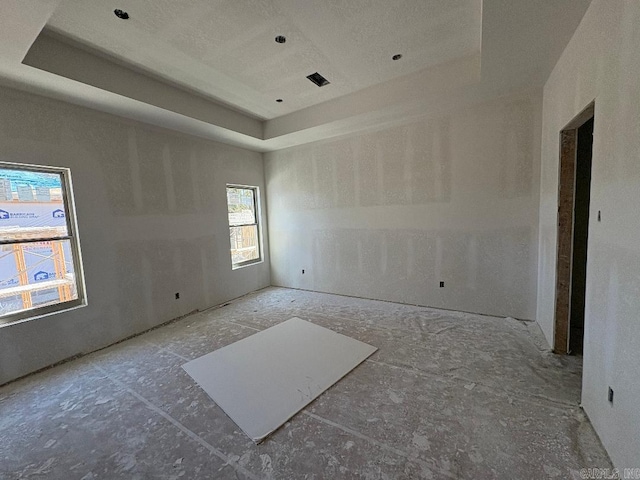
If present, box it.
[0,287,612,479]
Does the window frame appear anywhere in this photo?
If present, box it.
[226,184,262,269]
[0,161,86,327]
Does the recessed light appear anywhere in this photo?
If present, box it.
[276,99,283,103]
[392,54,402,61]
[114,9,129,20]
[275,35,286,44]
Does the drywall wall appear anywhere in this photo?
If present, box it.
[266,89,541,320]
[0,87,270,385]
[536,0,640,468]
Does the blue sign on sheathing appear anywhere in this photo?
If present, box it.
[0,202,67,229]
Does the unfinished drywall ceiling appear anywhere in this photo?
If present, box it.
[0,0,61,63]
[45,0,482,119]
[536,0,640,469]
[265,0,594,142]
[266,88,542,320]
[1,1,591,151]
[0,87,270,385]
[23,33,264,141]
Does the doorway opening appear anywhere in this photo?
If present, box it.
[553,103,594,355]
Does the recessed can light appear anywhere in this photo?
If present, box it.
[275,35,286,44]
[276,99,283,103]
[114,9,129,20]
[392,54,402,61]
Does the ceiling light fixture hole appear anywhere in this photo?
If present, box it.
[392,54,403,61]
[114,9,130,20]
[275,35,287,44]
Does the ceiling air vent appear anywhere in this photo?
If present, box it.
[306,72,330,87]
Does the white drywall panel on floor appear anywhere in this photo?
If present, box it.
[183,317,377,443]
[536,0,640,469]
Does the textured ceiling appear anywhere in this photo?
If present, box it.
[45,0,482,119]
[1,0,592,152]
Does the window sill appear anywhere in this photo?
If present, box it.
[0,300,87,329]
[232,259,264,271]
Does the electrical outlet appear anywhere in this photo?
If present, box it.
[440,281,445,288]
[302,269,305,274]
[175,292,180,300]
[608,387,614,403]
[598,210,601,222]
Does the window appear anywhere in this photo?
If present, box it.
[226,185,261,268]
[0,162,85,325]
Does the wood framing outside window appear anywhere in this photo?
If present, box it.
[0,162,85,326]
[226,185,261,268]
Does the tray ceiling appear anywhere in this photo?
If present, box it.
[45,0,482,119]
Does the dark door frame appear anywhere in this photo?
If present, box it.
[553,102,595,354]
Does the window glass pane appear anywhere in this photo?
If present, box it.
[230,225,259,265]
[227,187,256,226]
[0,239,78,317]
[0,168,68,241]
